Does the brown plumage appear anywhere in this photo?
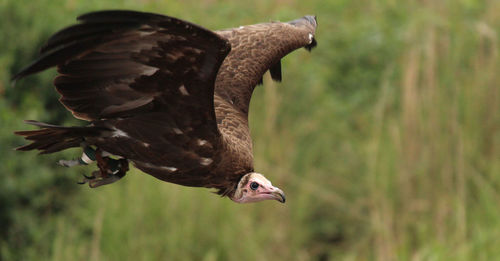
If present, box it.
[13,10,317,203]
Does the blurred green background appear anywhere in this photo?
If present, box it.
[1,0,499,260]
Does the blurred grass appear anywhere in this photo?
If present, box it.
[1,0,499,260]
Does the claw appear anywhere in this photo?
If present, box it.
[77,171,99,185]
[88,175,122,188]
[78,169,125,188]
[83,173,95,180]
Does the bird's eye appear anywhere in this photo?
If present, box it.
[250,182,259,190]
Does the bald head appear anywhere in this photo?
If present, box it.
[230,172,285,204]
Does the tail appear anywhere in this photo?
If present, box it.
[15,120,106,154]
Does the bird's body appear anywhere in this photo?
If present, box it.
[14,10,317,203]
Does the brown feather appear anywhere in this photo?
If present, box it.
[12,11,317,197]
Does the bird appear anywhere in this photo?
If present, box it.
[13,10,317,204]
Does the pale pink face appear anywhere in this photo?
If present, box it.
[231,173,286,204]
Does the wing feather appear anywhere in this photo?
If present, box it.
[13,10,232,186]
[214,17,317,115]
[13,10,231,123]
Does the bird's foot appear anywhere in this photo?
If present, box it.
[61,146,128,188]
[77,156,129,188]
[77,170,123,188]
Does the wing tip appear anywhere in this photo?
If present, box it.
[305,37,317,52]
[11,67,32,82]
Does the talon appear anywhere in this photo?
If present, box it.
[83,173,95,179]
[78,171,98,185]
[88,175,121,188]
[77,177,90,185]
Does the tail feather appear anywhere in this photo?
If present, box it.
[15,120,106,154]
[40,139,82,154]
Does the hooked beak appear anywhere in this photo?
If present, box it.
[271,188,286,203]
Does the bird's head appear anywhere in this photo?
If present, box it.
[230,172,286,204]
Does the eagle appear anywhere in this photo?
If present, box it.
[13,10,317,204]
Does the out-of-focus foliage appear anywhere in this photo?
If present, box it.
[1,0,499,260]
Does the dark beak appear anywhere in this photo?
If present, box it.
[271,189,286,203]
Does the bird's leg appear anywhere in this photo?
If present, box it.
[95,148,109,179]
[59,145,101,185]
[71,146,128,188]
[58,146,96,167]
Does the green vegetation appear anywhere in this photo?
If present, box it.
[1,0,499,260]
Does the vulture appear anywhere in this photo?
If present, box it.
[13,10,317,204]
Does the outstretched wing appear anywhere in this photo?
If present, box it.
[13,10,234,188]
[210,16,318,177]
[214,16,317,115]
[13,10,231,123]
